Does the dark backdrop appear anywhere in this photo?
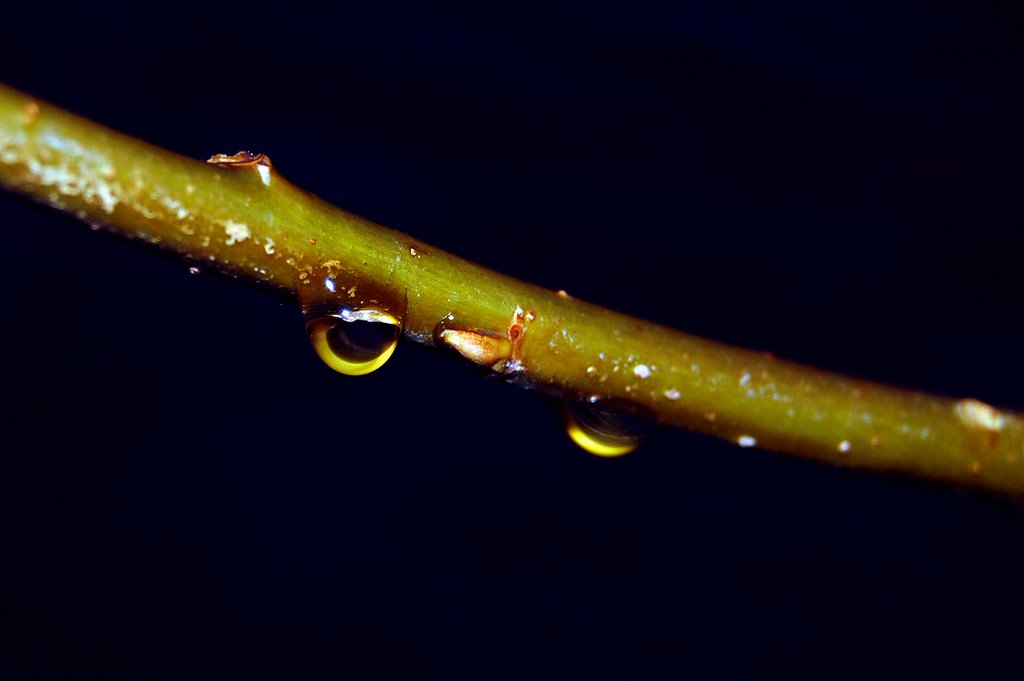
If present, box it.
[3,1,1024,677]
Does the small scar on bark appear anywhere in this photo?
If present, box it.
[207,151,273,187]
[508,307,528,361]
[21,101,39,125]
[495,306,534,373]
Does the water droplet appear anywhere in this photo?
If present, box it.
[188,266,201,275]
[837,440,851,453]
[561,399,654,457]
[737,435,757,448]
[303,303,403,376]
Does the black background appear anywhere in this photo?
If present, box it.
[4,1,1024,677]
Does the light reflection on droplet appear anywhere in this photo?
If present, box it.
[304,305,402,376]
[561,398,654,457]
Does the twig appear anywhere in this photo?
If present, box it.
[1,82,1021,494]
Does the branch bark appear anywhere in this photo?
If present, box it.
[2,82,1021,494]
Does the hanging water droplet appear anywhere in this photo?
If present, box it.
[561,398,655,457]
[304,304,403,376]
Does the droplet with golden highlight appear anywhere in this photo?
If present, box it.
[561,398,654,458]
[303,303,402,376]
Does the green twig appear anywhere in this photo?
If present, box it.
[2,82,1021,494]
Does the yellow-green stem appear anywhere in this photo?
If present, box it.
[1,82,1021,494]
